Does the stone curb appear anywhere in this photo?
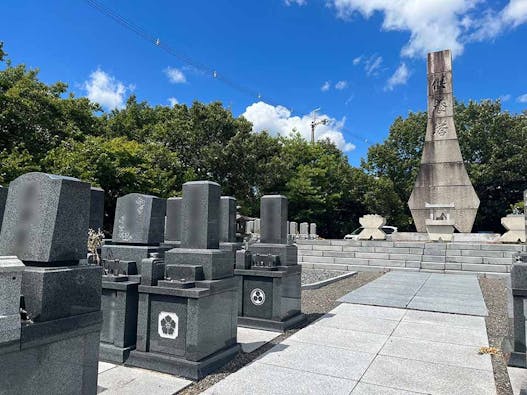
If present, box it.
[301,271,357,290]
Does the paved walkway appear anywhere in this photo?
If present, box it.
[338,271,488,316]
[207,272,495,394]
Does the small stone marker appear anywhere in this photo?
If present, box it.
[246,220,254,233]
[164,197,182,244]
[112,193,166,245]
[289,221,298,236]
[254,218,261,234]
[309,223,317,238]
[500,214,526,243]
[358,214,386,240]
[509,253,527,368]
[299,222,309,238]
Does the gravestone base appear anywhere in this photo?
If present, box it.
[248,243,298,266]
[127,277,238,379]
[22,265,102,322]
[101,244,171,274]
[127,342,240,380]
[238,312,306,332]
[509,351,527,368]
[235,265,303,332]
[100,277,140,364]
[0,311,102,395]
[100,342,135,364]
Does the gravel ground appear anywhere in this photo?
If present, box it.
[301,268,348,285]
[178,271,382,395]
[479,277,513,395]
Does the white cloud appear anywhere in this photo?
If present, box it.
[385,63,410,91]
[499,94,511,102]
[330,0,527,58]
[84,68,129,110]
[168,97,179,106]
[352,56,362,65]
[517,93,527,103]
[242,101,356,152]
[321,81,331,92]
[364,55,383,76]
[164,67,187,84]
[284,0,306,5]
[335,80,348,90]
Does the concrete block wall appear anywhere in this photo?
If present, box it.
[297,239,526,278]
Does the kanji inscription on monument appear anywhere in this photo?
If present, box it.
[408,50,480,233]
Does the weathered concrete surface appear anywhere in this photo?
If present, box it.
[408,49,479,233]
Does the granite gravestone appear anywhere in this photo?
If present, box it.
[408,50,479,233]
[89,187,105,231]
[219,196,242,253]
[0,185,7,231]
[309,223,317,239]
[0,172,102,395]
[164,196,182,247]
[126,181,239,380]
[102,193,169,274]
[235,195,304,331]
[299,222,309,239]
[289,221,298,238]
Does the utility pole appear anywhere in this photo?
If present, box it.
[310,108,327,144]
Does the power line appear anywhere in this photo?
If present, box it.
[83,0,370,145]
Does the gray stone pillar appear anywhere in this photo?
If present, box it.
[0,185,8,231]
[219,196,236,243]
[165,197,182,243]
[89,187,105,231]
[260,195,287,244]
[309,223,317,238]
[181,181,220,249]
[289,221,298,236]
[299,222,309,238]
[254,218,261,234]
[510,253,527,368]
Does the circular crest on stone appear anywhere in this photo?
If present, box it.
[250,288,266,306]
[158,311,179,339]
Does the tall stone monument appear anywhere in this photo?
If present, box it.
[219,196,242,252]
[0,172,102,394]
[408,50,479,233]
[126,181,239,379]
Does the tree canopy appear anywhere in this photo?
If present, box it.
[1,41,525,236]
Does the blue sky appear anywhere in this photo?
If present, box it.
[1,0,527,165]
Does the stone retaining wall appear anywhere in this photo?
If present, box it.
[297,239,526,278]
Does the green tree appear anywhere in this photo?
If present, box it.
[45,136,183,230]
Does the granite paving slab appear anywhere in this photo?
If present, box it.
[97,364,191,394]
[360,355,495,395]
[508,366,527,395]
[255,338,375,380]
[338,272,488,316]
[203,362,357,395]
[237,327,281,353]
[207,272,496,395]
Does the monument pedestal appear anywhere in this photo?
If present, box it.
[127,277,239,379]
[100,275,140,363]
[101,244,171,274]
